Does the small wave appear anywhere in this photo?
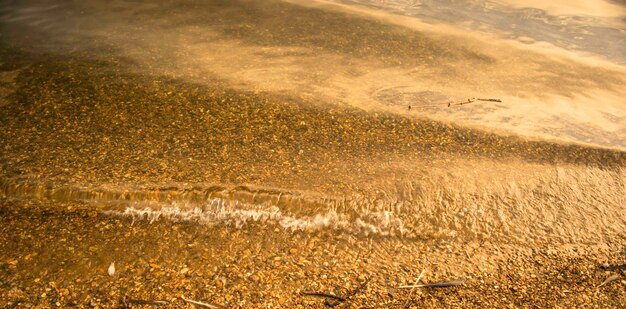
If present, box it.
[106,199,405,237]
[2,161,624,243]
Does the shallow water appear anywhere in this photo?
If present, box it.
[0,0,625,245]
[2,157,624,244]
[1,0,625,149]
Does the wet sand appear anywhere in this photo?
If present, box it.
[1,200,625,308]
[1,0,626,307]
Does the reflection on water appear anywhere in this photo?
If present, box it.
[341,0,626,65]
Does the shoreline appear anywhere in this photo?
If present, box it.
[1,198,624,307]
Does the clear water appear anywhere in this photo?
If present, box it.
[1,0,625,244]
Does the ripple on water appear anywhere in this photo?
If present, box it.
[2,160,624,245]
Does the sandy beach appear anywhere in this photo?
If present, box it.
[1,0,625,307]
[1,200,625,307]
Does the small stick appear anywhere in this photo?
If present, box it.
[337,277,370,308]
[413,97,502,109]
[325,299,342,308]
[600,264,626,271]
[404,268,427,307]
[181,296,219,308]
[128,299,169,306]
[448,98,502,107]
[301,292,346,302]
[399,279,465,289]
[597,274,621,288]
[449,98,476,107]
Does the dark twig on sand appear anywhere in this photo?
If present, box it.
[335,278,370,308]
[301,292,346,302]
[122,299,169,308]
[325,299,342,307]
[181,296,218,308]
[129,299,168,305]
[600,263,626,271]
[412,97,502,109]
[448,98,501,107]
[399,279,466,289]
[302,283,371,308]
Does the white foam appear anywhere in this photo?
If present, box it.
[105,197,407,237]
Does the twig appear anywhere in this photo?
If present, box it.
[128,299,169,306]
[324,299,342,308]
[399,279,465,289]
[597,274,621,288]
[600,264,626,271]
[448,98,501,107]
[412,97,502,109]
[476,98,502,102]
[336,278,370,308]
[181,296,218,308]
[301,292,346,302]
[448,98,476,107]
[404,268,427,307]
